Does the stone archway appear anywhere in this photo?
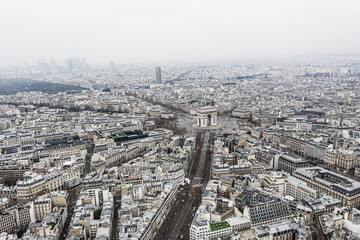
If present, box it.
[196,106,218,128]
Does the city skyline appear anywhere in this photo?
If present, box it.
[1,1,360,239]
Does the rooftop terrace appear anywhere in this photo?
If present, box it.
[210,221,230,232]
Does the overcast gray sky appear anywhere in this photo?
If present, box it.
[1,0,360,66]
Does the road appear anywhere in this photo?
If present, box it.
[168,196,196,240]
[156,132,212,240]
[61,143,93,240]
[60,187,80,240]
[192,133,209,190]
[166,70,193,85]
[111,192,121,240]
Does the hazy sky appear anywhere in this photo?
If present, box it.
[1,0,360,66]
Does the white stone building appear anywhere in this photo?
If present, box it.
[197,106,218,128]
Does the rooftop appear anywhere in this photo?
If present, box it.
[209,221,230,232]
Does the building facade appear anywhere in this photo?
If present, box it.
[293,167,360,208]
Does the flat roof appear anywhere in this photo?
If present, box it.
[226,216,250,226]
[210,221,231,232]
[295,167,360,194]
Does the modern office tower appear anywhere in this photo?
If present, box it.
[37,59,51,74]
[155,66,162,84]
[65,57,87,72]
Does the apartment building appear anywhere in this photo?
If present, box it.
[285,175,318,200]
[16,172,46,203]
[0,165,30,185]
[293,167,360,207]
[242,199,293,227]
[33,195,52,222]
[0,211,16,233]
[276,154,312,175]
[190,214,251,240]
[324,148,360,171]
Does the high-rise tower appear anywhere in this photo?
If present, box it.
[155,67,162,84]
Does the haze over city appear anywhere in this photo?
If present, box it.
[1,1,360,240]
[1,0,360,66]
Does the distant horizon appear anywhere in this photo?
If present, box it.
[1,0,360,67]
[2,53,360,69]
